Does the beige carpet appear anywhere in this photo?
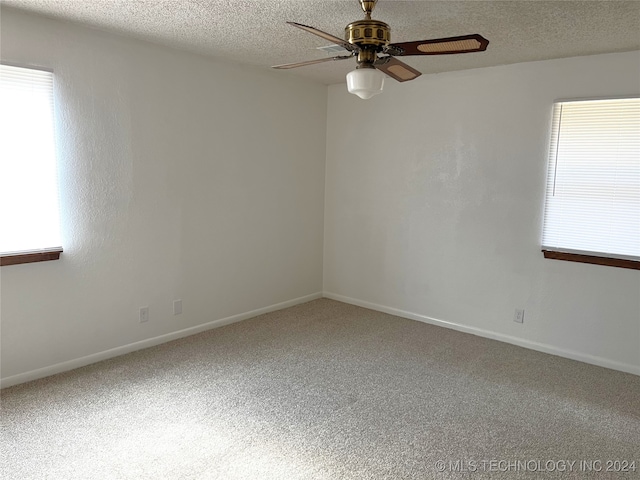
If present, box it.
[2,299,639,479]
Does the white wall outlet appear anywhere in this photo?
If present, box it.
[140,306,149,323]
[514,308,525,323]
[173,299,182,316]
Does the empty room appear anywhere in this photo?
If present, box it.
[1,1,639,478]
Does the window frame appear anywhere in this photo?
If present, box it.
[541,96,640,270]
[0,62,63,267]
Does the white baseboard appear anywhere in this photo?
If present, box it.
[0,292,323,389]
[323,291,640,377]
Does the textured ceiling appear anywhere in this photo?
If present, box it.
[3,1,640,85]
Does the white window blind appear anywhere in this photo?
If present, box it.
[542,98,640,261]
[0,64,62,255]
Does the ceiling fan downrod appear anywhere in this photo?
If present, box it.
[359,0,378,19]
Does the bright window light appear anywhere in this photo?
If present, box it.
[542,98,640,261]
[0,64,62,256]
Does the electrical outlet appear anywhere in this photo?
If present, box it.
[140,306,149,323]
[173,299,182,316]
[514,308,525,324]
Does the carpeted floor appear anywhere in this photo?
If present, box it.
[1,299,639,479]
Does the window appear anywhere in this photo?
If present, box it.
[0,64,62,266]
[541,97,639,270]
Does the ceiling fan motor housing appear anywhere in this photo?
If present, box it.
[345,20,390,49]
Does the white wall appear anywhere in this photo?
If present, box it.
[0,9,326,384]
[324,51,640,375]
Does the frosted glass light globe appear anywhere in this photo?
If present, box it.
[346,68,385,99]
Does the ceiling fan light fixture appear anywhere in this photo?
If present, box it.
[346,67,385,99]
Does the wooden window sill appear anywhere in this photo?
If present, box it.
[0,249,63,266]
[542,250,639,270]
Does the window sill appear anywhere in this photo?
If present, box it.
[0,249,62,267]
[542,250,639,270]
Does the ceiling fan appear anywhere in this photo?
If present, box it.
[273,0,489,99]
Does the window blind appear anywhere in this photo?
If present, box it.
[542,98,640,261]
[0,64,62,255]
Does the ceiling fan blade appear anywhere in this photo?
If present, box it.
[390,34,489,56]
[287,22,356,51]
[374,56,421,82]
[272,55,352,69]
